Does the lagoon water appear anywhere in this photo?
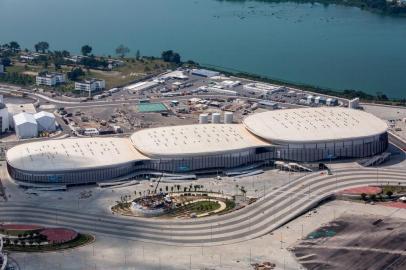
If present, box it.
[1,0,406,98]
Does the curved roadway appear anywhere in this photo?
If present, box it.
[1,167,406,246]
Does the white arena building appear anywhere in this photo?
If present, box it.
[6,107,389,184]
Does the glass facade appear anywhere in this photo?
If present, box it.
[7,132,388,184]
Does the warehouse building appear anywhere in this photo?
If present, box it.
[6,107,388,184]
[7,103,36,128]
[13,113,38,139]
[34,111,56,132]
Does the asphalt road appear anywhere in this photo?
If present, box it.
[1,167,406,246]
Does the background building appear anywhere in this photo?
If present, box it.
[75,78,105,93]
[36,72,65,86]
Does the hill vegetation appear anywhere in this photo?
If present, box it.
[220,0,406,16]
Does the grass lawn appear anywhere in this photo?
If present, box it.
[186,200,221,214]
[88,58,172,89]
[5,56,173,91]
[382,185,406,195]
[4,64,27,74]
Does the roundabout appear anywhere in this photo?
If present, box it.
[112,192,234,218]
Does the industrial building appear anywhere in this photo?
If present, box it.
[190,69,220,78]
[34,111,56,132]
[6,107,388,184]
[6,103,36,128]
[125,81,158,94]
[13,112,38,139]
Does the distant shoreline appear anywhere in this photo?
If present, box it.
[219,0,406,17]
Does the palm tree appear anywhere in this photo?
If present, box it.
[240,186,247,198]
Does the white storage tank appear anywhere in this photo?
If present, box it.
[14,112,38,139]
[34,111,56,132]
[199,113,208,124]
[211,113,221,124]
[224,112,233,124]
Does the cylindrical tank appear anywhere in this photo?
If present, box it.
[199,113,208,124]
[224,112,233,124]
[211,113,220,124]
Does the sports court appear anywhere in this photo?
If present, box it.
[137,102,168,113]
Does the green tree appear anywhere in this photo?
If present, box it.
[9,41,20,52]
[1,57,11,67]
[81,45,92,56]
[386,190,393,198]
[35,41,50,53]
[161,50,181,64]
[115,44,130,58]
[67,67,85,81]
[61,50,71,58]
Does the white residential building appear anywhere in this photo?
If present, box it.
[36,72,66,86]
[75,78,105,92]
[0,64,4,73]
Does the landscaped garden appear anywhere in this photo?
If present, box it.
[112,191,237,219]
[0,224,93,252]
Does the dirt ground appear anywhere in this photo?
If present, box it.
[293,214,406,270]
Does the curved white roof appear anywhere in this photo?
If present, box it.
[34,111,55,120]
[14,112,37,126]
[7,138,148,172]
[243,107,388,144]
[130,124,269,158]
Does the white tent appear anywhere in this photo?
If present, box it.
[34,111,56,132]
[14,112,38,139]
